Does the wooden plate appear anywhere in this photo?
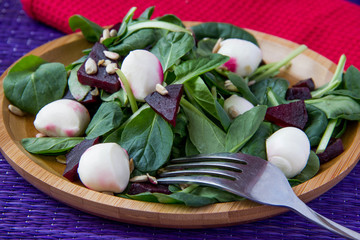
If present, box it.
[1,22,360,228]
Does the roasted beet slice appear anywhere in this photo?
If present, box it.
[77,42,120,93]
[265,100,308,129]
[127,182,171,195]
[144,84,184,127]
[293,78,315,91]
[286,87,312,100]
[317,138,344,164]
[63,137,100,182]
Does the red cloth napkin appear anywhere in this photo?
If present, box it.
[21,0,360,68]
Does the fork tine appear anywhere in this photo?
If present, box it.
[159,168,236,180]
[163,161,244,172]
[170,153,247,164]
[157,175,237,194]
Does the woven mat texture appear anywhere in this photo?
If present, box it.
[1,0,360,239]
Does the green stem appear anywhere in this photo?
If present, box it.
[311,54,346,99]
[251,45,308,82]
[316,119,338,154]
[127,20,192,35]
[116,69,138,113]
[266,87,281,106]
[182,184,199,193]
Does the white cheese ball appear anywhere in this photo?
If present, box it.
[34,99,90,137]
[120,49,163,101]
[78,143,130,193]
[223,95,254,119]
[217,38,262,77]
[266,127,310,178]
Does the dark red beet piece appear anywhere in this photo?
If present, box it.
[127,182,171,195]
[63,137,100,182]
[63,88,99,105]
[317,138,344,164]
[265,100,308,129]
[293,78,315,91]
[144,84,184,127]
[77,42,120,93]
[286,87,312,100]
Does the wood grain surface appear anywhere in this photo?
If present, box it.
[0,22,359,228]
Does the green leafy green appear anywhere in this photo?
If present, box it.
[181,98,226,154]
[3,55,67,114]
[119,107,173,172]
[227,72,259,105]
[306,95,360,120]
[304,104,328,147]
[225,105,267,152]
[250,78,289,106]
[151,32,195,72]
[174,54,229,84]
[241,122,274,159]
[85,102,125,139]
[68,65,90,101]
[21,137,84,155]
[68,15,103,42]
[191,22,258,45]
[289,151,320,186]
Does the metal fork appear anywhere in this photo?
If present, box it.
[157,153,360,239]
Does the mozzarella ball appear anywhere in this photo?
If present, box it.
[77,143,130,193]
[266,127,310,178]
[120,49,163,101]
[224,95,254,119]
[34,99,90,137]
[217,38,262,77]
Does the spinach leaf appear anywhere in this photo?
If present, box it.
[304,104,328,147]
[227,72,259,105]
[185,137,201,156]
[306,95,360,120]
[3,55,67,114]
[191,186,244,202]
[196,39,218,56]
[108,29,160,56]
[124,189,217,207]
[225,105,267,153]
[191,22,258,46]
[184,77,227,124]
[100,89,128,106]
[156,14,184,27]
[289,151,320,186]
[241,122,273,159]
[249,78,289,106]
[181,98,226,154]
[120,107,173,172]
[68,15,103,42]
[21,137,84,155]
[85,102,125,139]
[68,64,90,101]
[174,54,229,84]
[343,65,360,90]
[151,32,195,72]
[138,6,155,20]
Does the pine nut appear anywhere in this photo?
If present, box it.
[103,50,120,60]
[212,38,223,53]
[110,29,117,37]
[105,63,118,74]
[85,57,97,75]
[224,80,238,92]
[156,84,168,95]
[102,29,110,39]
[56,155,67,164]
[8,104,25,116]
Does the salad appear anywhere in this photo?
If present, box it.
[3,6,360,207]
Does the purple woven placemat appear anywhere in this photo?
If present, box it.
[0,1,359,239]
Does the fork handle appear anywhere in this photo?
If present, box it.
[289,199,360,240]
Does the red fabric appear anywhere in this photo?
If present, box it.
[21,0,360,68]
